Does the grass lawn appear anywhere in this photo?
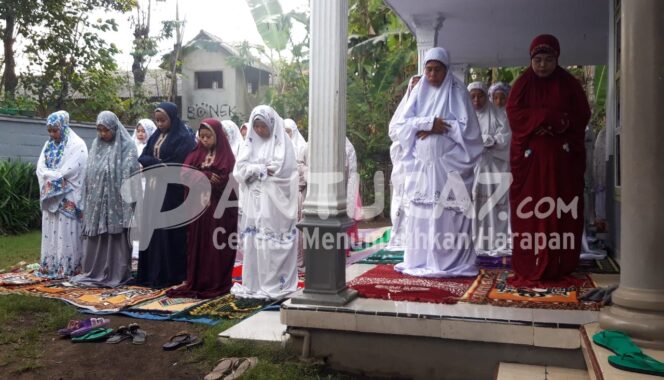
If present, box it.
[0,231,360,379]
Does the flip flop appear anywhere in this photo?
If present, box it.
[204,358,242,380]
[128,323,147,345]
[70,317,110,338]
[71,327,114,343]
[58,319,84,337]
[609,353,664,377]
[224,357,258,380]
[162,332,196,351]
[593,330,664,376]
[106,326,132,344]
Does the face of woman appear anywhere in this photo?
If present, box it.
[285,128,293,139]
[424,60,447,87]
[531,52,557,78]
[154,111,171,133]
[135,125,146,142]
[97,125,114,142]
[492,91,507,108]
[253,120,270,139]
[198,127,216,150]
[47,125,61,143]
[240,125,248,139]
[470,89,487,111]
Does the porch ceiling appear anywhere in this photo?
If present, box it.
[385,0,609,67]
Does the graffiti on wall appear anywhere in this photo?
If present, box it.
[187,103,233,119]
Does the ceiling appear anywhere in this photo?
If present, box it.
[384,0,610,67]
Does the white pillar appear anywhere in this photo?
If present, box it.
[450,64,469,84]
[291,0,357,306]
[599,0,664,348]
[414,14,443,74]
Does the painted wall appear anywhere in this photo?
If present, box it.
[181,49,240,128]
[0,115,100,164]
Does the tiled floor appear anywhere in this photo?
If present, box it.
[218,310,285,343]
[496,363,589,380]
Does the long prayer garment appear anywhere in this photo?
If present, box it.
[221,120,243,158]
[387,76,421,251]
[345,137,363,243]
[394,47,484,278]
[72,111,139,287]
[284,118,308,269]
[231,105,299,300]
[468,81,512,257]
[137,102,196,287]
[167,118,238,298]
[506,34,591,284]
[36,111,88,278]
[133,119,157,156]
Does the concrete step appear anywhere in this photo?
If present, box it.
[495,362,589,380]
[581,322,664,380]
[218,310,285,345]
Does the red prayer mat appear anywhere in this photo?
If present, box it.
[347,264,476,304]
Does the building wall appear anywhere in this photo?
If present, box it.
[0,115,100,164]
[181,49,240,127]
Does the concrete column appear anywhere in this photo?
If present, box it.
[291,0,357,306]
[599,0,664,349]
[414,14,443,74]
[450,64,469,84]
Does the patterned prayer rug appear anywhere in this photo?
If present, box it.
[576,256,620,274]
[357,249,404,265]
[347,264,476,304]
[17,282,165,312]
[460,269,600,310]
[127,295,206,314]
[183,294,269,320]
[0,271,48,286]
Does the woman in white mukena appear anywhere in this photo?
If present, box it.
[231,105,299,299]
[393,47,483,277]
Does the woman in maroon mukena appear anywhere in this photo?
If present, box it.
[506,34,591,285]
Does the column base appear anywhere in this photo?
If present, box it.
[290,214,358,306]
[599,286,664,349]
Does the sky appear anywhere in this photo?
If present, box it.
[16,0,309,72]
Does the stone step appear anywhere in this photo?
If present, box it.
[218,310,285,344]
[495,362,589,380]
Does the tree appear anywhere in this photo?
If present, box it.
[0,0,41,97]
[19,0,133,118]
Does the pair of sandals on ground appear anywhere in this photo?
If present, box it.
[58,318,146,344]
[204,357,258,380]
[593,330,664,377]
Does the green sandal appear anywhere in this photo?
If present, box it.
[593,330,664,377]
[71,327,114,343]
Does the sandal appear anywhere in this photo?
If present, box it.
[70,317,110,338]
[106,326,132,344]
[128,323,147,345]
[58,319,84,337]
[71,327,114,343]
[224,357,258,380]
[162,332,197,351]
[593,330,664,377]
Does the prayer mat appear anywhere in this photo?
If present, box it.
[460,269,600,310]
[475,255,512,270]
[231,265,304,289]
[20,283,165,312]
[182,294,269,320]
[0,271,48,286]
[357,249,404,264]
[576,256,620,274]
[126,294,206,314]
[347,264,475,304]
[352,227,391,251]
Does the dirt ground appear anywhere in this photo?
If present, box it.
[0,315,211,380]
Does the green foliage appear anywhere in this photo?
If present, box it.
[246,0,291,54]
[0,160,41,235]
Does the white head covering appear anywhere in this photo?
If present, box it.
[133,119,157,156]
[467,81,488,95]
[283,118,307,155]
[221,119,243,157]
[424,47,451,68]
[488,82,511,105]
